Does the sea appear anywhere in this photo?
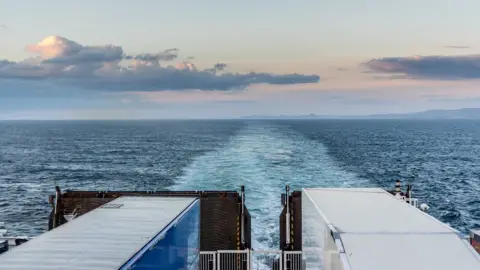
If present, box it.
[0,120,479,250]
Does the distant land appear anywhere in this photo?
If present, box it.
[241,108,480,119]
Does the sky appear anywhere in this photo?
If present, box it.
[1,0,480,119]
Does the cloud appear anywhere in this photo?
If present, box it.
[0,59,47,79]
[0,60,15,67]
[0,24,7,30]
[205,63,228,73]
[214,63,227,71]
[43,45,124,65]
[209,100,255,104]
[372,75,410,80]
[363,55,480,80]
[0,36,320,91]
[124,48,179,62]
[26,36,83,58]
[445,45,470,49]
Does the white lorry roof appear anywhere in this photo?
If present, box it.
[0,196,198,270]
[303,187,480,270]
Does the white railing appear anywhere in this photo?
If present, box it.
[200,250,303,270]
[284,251,303,270]
[407,198,418,208]
[251,250,282,270]
[395,194,419,208]
[217,250,249,270]
[200,251,217,270]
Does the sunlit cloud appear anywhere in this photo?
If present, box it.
[0,36,320,92]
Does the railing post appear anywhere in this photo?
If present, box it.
[213,252,216,270]
[241,186,246,249]
[53,186,62,228]
[279,250,283,270]
[285,185,291,249]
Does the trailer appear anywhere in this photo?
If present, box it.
[0,196,202,269]
[301,187,480,270]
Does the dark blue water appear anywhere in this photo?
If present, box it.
[0,120,479,248]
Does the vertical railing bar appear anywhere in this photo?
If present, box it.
[280,251,283,270]
[213,253,216,270]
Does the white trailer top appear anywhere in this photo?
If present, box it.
[0,196,198,270]
[303,187,480,270]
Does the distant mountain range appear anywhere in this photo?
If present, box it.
[242,108,480,119]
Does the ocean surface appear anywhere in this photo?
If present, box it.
[0,120,479,249]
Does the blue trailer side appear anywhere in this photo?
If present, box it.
[121,199,201,269]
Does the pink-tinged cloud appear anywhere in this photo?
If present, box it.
[0,36,320,92]
[26,36,83,58]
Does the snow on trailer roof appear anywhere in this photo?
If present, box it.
[0,196,198,270]
[303,187,480,270]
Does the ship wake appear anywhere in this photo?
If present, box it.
[171,122,369,250]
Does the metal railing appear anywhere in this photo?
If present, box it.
[217,250,249,270]
[395,194,419,208]
[250,250,282,270]
[200,251,217,270]
[200,250,303,270]
[405,197,418,208]
[284,251,303,270]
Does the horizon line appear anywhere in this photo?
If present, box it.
[1,107,479,121]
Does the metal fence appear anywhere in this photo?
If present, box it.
[284,251,303,270]
[250,250,282,270]
[199,250,303,270]
[217,250,249,270]
[199,251,217,270]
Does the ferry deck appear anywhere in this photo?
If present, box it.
[0,185,479,269]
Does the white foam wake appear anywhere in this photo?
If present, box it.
[171,122,369,250]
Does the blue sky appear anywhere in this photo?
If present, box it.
[1,0,480,119]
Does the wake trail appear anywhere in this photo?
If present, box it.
[171,122,370,250]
